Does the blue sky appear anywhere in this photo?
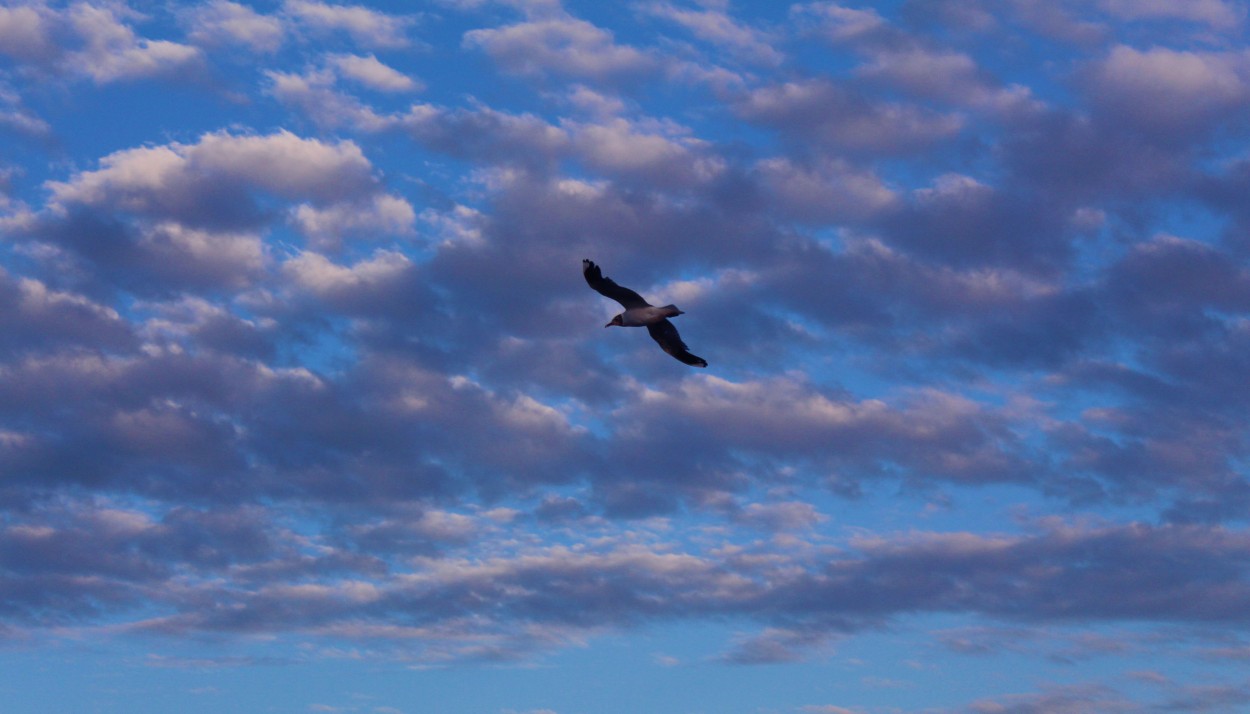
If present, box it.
[3,0,1250,712]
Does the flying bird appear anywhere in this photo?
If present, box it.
[583,259,708,368]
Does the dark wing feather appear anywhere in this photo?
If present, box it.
[583,259,650,309]
[647,319,708,368]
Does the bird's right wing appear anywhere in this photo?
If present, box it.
[647,319,708,368]
[583,259,650,308]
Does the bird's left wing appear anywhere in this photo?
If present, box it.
[647,319,708,368]
[583,259,650,308]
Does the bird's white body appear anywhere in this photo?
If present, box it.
[615,305,683,327]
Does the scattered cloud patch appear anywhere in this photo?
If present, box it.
[4,2,1250,711]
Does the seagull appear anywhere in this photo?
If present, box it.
[583,259,708,368]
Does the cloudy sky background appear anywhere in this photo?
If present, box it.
[3,0,1250,712]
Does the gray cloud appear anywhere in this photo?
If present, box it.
[45,130,380,223]
[282,0,413,49]
[1081,46,1250,139]
[0,3,204,83]
[3,5,1250,704]
[0,267,135,356]
[463,16,660,85]
[184,0,286,53]
[6,508,1250,667]
[736,78,965,155]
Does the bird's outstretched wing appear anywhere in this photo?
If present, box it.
[583,259,650,309]
[647,319,708,368]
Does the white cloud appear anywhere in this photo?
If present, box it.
[420,204,487,248]
[185,0,286,53]
[0,82,50,137]
[643,2,784,66]
[463,17,658,82]
[134,222,267,289]
[0,4,55,61]
[790,2,888,43]
[266,55,419,130]
[283,249,413,299]
[4,272,130,350]
[65,4,203,84]
[291,193,416,248]
[857,47,1041,116]
[283,0,412,48]
[47,130,378,219]
[739,79,965,153]
[571,119,688,168]
[617,374,1026,485]
[266,69,392,131]
[396,102,571,163]
[563,85,627,117]
[754,156,897,221]
[189,131,376,199]
[328,53,420,92]
[1087,46,1250,133]
[1,3,203,82]
[1100,0,1245,31]
[568,118,725,184]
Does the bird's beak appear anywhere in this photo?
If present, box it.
[604,321,613,328]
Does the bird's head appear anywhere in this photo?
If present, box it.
[605,314,624,328]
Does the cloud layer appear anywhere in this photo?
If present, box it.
[3,1,1250,712]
